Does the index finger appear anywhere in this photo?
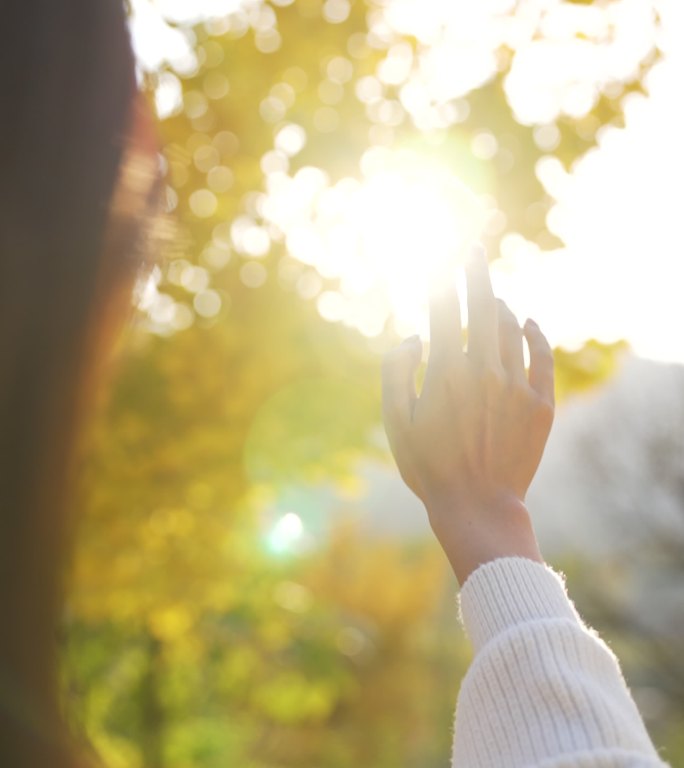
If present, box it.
[466,244,501,368]
[428,271,464,369]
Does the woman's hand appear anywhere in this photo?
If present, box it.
[382,246,555,584]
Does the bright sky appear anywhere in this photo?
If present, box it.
[491,0,684,362]
[132,0,684,362]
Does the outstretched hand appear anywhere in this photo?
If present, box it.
[382,246,555,584]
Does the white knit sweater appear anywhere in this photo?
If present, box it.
[452,558,670,767]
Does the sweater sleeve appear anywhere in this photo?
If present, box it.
[452,558,670,768]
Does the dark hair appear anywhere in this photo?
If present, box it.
[0,2,146,764]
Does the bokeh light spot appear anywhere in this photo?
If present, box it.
[323,0,351,25]
[266,513,304,555]
[184,90,209,119]
[193,289,222,318]
[193,144,220,172]
[326,56,353,83]
[240,261,268,288]
[336,627,367,657]
[255,29,282,54]
[471,131,499,160]
[189,188,218,218]
[273,581,313,613]
[212,130,240,157]
[207,165,234,193]
[275,124,307,156]
[203,70,230,100]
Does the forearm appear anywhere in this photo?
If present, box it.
[452,558,669,768]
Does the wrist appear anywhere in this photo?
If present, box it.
[425,492,544,586]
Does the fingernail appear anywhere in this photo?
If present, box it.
[403,334,420,346]
[467,243,487,266]
[525,318,538,329]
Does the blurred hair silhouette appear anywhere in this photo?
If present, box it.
[0,2,158,764]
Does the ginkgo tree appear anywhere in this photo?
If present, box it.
[62,2,655,767]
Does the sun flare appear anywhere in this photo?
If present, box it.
[263,146,487,339]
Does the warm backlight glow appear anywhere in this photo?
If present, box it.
[137,0,684,362]
[263,147,487,338]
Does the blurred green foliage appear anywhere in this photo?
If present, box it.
[60,2,682,766]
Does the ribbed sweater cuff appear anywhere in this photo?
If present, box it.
[459,558,583,654]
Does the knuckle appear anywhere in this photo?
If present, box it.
[443,356,462,380]
[481,365,505,392]
[431,354,460,382]
[510,381,530,404]
[498,303,518,325]
[535,397,555,422]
